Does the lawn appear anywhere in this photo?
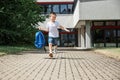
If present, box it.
[94,47,120,61]
[95,48,120,54]
[0,45,36,56]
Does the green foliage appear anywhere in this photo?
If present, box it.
[0,29,20,45]
[0,0,45,45]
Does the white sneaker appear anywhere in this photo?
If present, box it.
[53,49,57,53]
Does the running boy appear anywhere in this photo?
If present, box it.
[38,12,70,58]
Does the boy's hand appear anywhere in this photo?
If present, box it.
[66,29,70,32]
[64,28,70,32]
[60,26,70,32]
[38,27,41,30]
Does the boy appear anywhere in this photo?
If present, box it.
[38,12,70,58]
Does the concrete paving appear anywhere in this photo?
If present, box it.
[0,49,120,80]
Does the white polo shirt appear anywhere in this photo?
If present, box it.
[46,21,60,38]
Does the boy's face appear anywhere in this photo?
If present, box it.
[50,14,56,22]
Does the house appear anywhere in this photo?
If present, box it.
[36,0,120,48]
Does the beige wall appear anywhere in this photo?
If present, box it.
[38,14,73,28]
[79,0,120,20]
[73,0,80,27]
[57,14,73,28]
[73,0,120,28]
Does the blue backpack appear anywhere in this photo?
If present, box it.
[34,31,45,48]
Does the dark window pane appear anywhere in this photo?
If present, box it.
[106,21,116,26]
[93,22,104,26]
[43,5,52,14]
[105,30,117,42]
[93,29,104,43]
[68,4,73,13]
[118,30,120,37]
[117,21,120,26]
[118,30,120,42]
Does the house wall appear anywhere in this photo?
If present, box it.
[79,0,120,20]
[38,14,73,28]
[57,14,73,28]
[73,0,80,27]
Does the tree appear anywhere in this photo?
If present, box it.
[0,0,45,45]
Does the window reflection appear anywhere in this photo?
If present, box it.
[68,4,73,13]
[60,29,78,47]
[53,5,59,13]
[41,4,73,14]
[43,5,52,14]
[60,4,67,14]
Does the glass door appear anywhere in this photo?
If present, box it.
[60,34,77,47]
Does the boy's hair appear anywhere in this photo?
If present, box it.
[50,12,56,16]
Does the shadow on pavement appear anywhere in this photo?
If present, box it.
[44,57,84,60]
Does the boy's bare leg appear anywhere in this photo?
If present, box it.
[49,43,53,57]
[49,43,52,53]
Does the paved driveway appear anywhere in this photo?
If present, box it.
[0,49,120,80]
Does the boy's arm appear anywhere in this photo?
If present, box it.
[38,26,49,32]
[59,25,70,32]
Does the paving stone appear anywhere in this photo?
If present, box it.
[0,49,120,80]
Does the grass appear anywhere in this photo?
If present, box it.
[0,45,119,57]
[95,47,120,54]
[94,47,120,61]
[0,45,36,55]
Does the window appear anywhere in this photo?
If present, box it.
[117,21,120,26]
[93,22,104,26]
[60,4,67,14]
[60,29,78,47]
[92,29,104,43]
[118,30,120,42]
[52,5,59,13]
[68,4,73,13]
[105,30,118,42]
[106,21,116,26]
[43,5,52,14]
[41,4,73,14]
[118,30,120,37]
